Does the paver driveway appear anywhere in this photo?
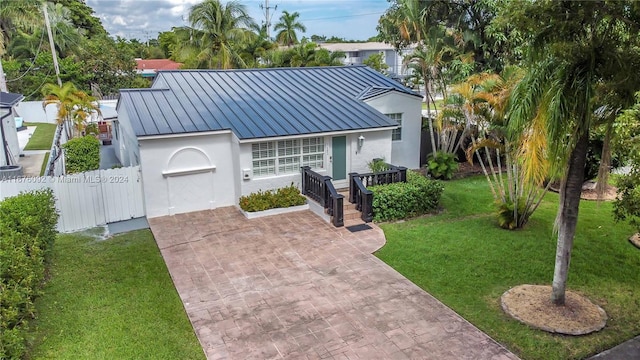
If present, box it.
[149,208,518,360]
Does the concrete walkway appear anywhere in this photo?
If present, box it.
[149,208,518,359]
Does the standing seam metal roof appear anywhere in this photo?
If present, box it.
[118,65,421,139]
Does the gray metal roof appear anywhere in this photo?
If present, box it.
[0,92,24,108]
[118,65,420,139]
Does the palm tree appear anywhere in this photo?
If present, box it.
[0,0,42,55]
[274,11,306,47]
[188,0,256,69]
[0,0,43,91]
[240,23,276,67]
[403,26,455,156]
[309,48,345,67]
[289,41,316,67]
[506,0,640,305]
[42,82,98,139]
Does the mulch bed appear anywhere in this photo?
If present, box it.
[501,285,607,336]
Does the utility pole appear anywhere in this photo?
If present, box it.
[0,59,7,92]
[260,0,277,39]
[43,3,62,87]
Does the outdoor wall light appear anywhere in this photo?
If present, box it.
[358,135,365,150]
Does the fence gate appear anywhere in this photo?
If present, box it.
[0,166,145,233]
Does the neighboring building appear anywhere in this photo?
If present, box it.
[115,66,422,218]
[0,92,23,167]
[317,42,416,79]
[134,59,182,80]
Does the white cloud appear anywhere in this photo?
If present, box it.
[87,0,388,40]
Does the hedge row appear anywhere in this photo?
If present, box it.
[0,190,58,359]
[239,184,306,212]
[370,170,444,222]
[63,135,100,174]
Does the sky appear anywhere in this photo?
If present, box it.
[86,0,390,42]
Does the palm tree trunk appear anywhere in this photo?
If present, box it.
[423,70,437,156]
[551,130,590,305]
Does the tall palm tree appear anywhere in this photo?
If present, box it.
[188,0,256,69]
[507,0,640,305]
[274,11,306,47]
[403,26,455,156]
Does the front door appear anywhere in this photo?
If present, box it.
[332,136,347,180]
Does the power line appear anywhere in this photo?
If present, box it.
[23,67,53,100]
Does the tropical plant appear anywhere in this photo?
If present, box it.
[42,82,99,139]
[612,92,640,234]
[367,158,388,173]
[451,68,549,229]
[274,10,306,46]
[426,151,458,180]
[0,0,42,56]
[504,0,640,305]
[363,53,389,74]
[187,0,256,69]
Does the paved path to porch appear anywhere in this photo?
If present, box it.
[149,208,518,360]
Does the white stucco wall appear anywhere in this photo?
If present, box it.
[15,101,58,124]
[112,106,139,167]
[139,132,237,218]
[348,129,393,174]
[365,92,422,169]
[238,130,392,194]
[0,113,20,166]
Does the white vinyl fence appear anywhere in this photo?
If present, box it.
[0,166,145,233]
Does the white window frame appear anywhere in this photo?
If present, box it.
[387,113,403,141]
[252,137,325,177]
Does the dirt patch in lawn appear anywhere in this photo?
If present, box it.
[549,181,618,201]
[630,233,640,249]
[501,284,607,335]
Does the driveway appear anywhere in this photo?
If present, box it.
[149,208,518,360]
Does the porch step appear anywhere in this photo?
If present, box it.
[344,207,361,221]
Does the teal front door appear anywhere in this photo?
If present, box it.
[332,136,347,180]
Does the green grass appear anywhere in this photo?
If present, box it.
[23,122,57,150]
[421,99,445,111]
[375,176,640,360]
[29,229,205,360]
[39,152,50,176]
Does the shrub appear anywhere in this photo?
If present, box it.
[427,151,459,180]
[239,184,306,212]
[0,190,58,359]
[613,169,640,234]
[367,158,387,173]
[370,171,444,222]
[63,135,100,174]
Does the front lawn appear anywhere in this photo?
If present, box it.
[23,122,57,150]
[376,176,640,360]
[29,229,204,359]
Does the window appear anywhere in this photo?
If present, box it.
[387,113,403,141]
[252,137,324,177]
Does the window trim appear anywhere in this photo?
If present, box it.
[387,113,403,141]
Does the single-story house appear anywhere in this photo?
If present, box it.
[114,65,422,218]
